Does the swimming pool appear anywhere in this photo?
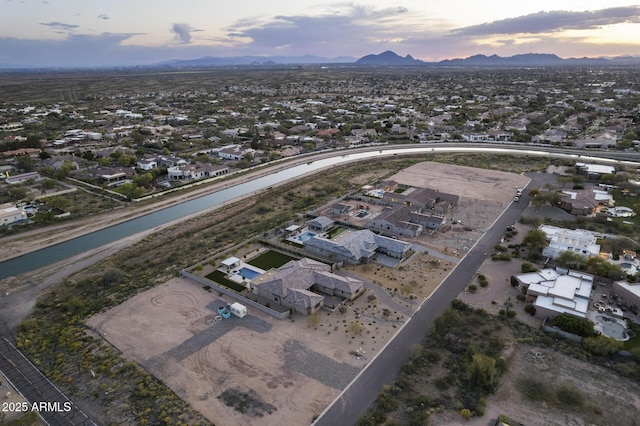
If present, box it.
[620,262,639,271]
[297,231,317,242]
[238,266,261,280]
[595,315,628,341]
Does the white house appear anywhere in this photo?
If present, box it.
[514,268,593,319]
[539,225,601,259]
[0,203,27,226]
[167,164,229,181]
[137,158,158,171]
[217,145,254,161]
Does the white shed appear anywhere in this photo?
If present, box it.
[230,302,247,318]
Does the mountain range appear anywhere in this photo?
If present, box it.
[3,51,640,70]
[157,50,640,68]
[356,51,640,67]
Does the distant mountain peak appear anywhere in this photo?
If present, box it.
[355,51,424,66]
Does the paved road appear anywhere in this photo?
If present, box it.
[0,326,97,426]
[314,173,548,426]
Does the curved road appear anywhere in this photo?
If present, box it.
[314,173,546,425]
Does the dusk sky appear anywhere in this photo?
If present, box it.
[2,1,640,67]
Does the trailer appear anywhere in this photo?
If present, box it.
[230,302,247,318]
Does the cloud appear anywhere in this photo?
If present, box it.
[171,23,203,44]
[98,14,110,20]
[0,33,151,67]
[225,4,419,56]
[39,21,79,31]
[453,6,640,36]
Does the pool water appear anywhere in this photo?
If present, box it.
[595,315,627,340]
[620,262,639,272]
[298,231,317,242]
[238,267,261,280]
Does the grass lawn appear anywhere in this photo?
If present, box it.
[205,270,246,292]
[326,226,348,240]
[248,250,298,270]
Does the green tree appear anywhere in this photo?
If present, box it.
[118,154,136,167]
[243,151,254,162]
[582,335,622,357]
[114,183,146,199]
[522,229,548,260]
[133,172,154,189]
[55,160,75,179]
[41,178,57,190]
[46,195,71,212]
[555,251,588,270]
[587,256,625,280]
[7,185,28,201]
[552,314,595,337]
[15,154,35,172]
[467,353,498,392]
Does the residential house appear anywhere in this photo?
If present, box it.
[381,184,459,214]
[5,172,41,185]
[251,258,364,315]
[612,281,640,314]
[513,268,593,319]
[0,203,27,226]
[575,163,615,180]
[304,229,412,265]
[217,145,255,161]
[328,203,352,216]
[167,164,229,181]
[307,216,335,233]
[539,225,601,259]
[368,205,447,237]
[137,158,158,171]
[559,187,613,216]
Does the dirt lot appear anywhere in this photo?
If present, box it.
[317,161,530,257]
[87,274,432,426]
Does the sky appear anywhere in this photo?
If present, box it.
[1,1,640,67]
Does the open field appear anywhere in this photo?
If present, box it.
[87,277,407,425]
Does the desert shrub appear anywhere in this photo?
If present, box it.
[555,385,585,407]
[524,304,536,316]
[460,408,472,420]
[506,310,516,318]
[517,376,551,401]
[102,268,126,286]
[425,350,442,364]
[478,275,489,287]
[468,284,477,293]
[491,253,512,261]
[521,262,538,273]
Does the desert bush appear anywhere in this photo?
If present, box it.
[460,408,472,420]
[555,385,585,407]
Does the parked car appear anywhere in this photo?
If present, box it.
[217,305,231,319]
